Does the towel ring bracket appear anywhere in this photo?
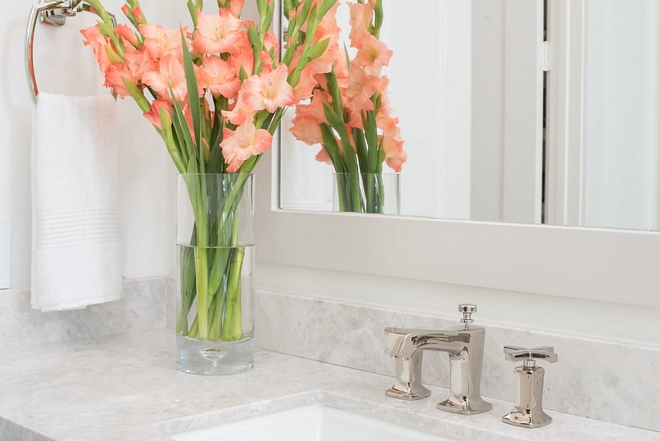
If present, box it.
[25,0,117,103]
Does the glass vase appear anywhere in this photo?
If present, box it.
[176,173,255,375]
[333,173,401,214]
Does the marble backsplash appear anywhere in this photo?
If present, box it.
[254,290,660,433]
[0,277,172,350]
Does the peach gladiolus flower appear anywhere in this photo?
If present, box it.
[81,25,111,74]
[346,65,379,112]
[243,64,296,113]
[124,50,155,81]
[315,146,332,165]
[290,115,324,146]
[199,56,241,98]
[289,1,338,100]
[103,62,136,98]
[221,88,255,126]
[263,30,279,55]
[142,53,188,102]
[123,5,143,22]
[221,121,273,172]
[229,0,245,17]
[382,125,407,172]
[291,65,319,101]
[353,31,393,76]
[143,99,173,130]
[228,30,255,76]
[348,2,373,39]
[139,24,186,60]
[192,9,243,55]
[115,24,139,48]
[293,89,329,124]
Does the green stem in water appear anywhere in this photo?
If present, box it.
[188,315,199,339]
[221,246,246,341]
[350,173,363,212]
[193,174,210,340]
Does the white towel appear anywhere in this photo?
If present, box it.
[31,93,122,311]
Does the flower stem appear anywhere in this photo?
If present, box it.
[221,246,245,341]
[194,246,209,340]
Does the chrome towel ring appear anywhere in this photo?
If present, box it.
[25,0,117,104]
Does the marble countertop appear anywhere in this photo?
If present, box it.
[1,329,658,441]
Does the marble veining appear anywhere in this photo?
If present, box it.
[0,277,172,350]
[1,329,658,441]
[255,290,660,432]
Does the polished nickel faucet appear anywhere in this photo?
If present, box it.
[502,346,558,428]
[384,304,492,415]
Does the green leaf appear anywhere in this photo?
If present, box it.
[283,0,294,17]
[352,127,368,174]
[256,0,268,18]
[247,24,263,75]
[180,28,202,165]
[324,103,358,173]
[306,37,330,61]
[287,37,330,88]
[207,137,225,173]
[325,70,343,116]
[187,0,199,27]
[122,77,150,112]
[318,0,338,17]
[373,0,384,39]
[319,124,343,172]
[170,95,197,166]
[239,66,249,81]
[247,23,263,52]
[158,107,186,173]
[363,110,379,172]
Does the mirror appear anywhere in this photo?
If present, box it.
[278,0,660,232]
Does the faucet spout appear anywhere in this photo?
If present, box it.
[384,306,492,415]
[385,327,471,359]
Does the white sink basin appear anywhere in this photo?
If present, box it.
[170,405,455,441]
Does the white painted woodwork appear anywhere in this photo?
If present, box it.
[0,218,8,289]
[471,0,544,224]
[501,0,545,224]
[258,143,660,309]
[545,0,588,227]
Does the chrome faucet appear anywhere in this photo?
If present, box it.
[384,304,492,415]
[502,346,558,428]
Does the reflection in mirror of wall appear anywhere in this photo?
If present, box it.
[279,0,660,232]
[546,0,660,232]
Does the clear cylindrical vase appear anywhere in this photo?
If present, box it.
[176,173,255,375]
[333,173,401,214]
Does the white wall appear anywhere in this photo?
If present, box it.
[0,0,196,288]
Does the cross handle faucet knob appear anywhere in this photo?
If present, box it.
[458,304,477,329]
[503,346,558,368]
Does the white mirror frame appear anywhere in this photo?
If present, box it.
[256,0,660,309]
[255,148,660,309]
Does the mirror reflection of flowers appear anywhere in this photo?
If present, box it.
[81,0,339,343]
[289,0,407,213]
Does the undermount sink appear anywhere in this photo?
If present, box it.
[169,405,454,441]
